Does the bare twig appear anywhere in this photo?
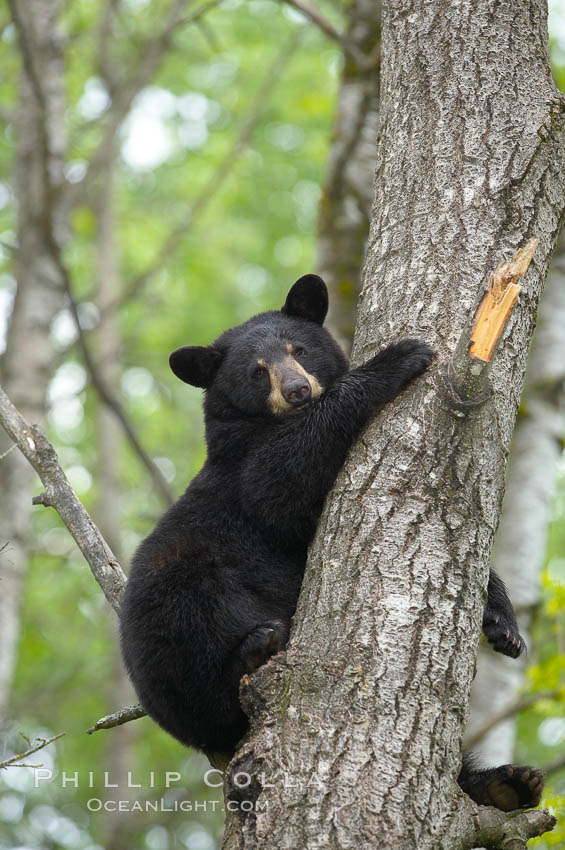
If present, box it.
[61,264,175,506]
[7,0,47,115]
[96,0,121,88]
[0,386,127,611]
[465,689,561,750]
[278,0,378,71]
[0,442,18,461]
[0,222,173,502]
[66,0,224,209]
[10,0,172,505]
[7,0,58,234]
[0,732,65,769]
[86,703,146,734]
[0,238,18,254]
[106,31,301,312]
[472,806,556,850]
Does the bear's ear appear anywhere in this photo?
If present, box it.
[282,274,328,325]
[169,346,223,388]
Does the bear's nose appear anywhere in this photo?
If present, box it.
[283,379,311,407]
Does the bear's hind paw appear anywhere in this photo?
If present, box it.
[240,621,285,674]
[483,615,526,658]
[483,764,544,811]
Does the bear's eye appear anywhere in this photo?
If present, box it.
[294,346,307,358]
[252,365,267,379]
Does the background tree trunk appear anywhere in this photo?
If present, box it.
[0,0,66,727]
[92,149,141,850]
[466,236,565,764]
[316,0,381,352]
[222,1,565,847]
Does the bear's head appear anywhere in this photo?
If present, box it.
[169,274,349,418]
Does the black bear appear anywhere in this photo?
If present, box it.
[120,274,542,811]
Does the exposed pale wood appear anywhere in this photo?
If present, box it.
[469,239,539,362]
[469,284,522,361]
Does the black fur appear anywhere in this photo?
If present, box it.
[120,274,541,810]
[483,570,526,658]
[458,754,543,811]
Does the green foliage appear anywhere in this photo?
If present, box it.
[0,1,342,847]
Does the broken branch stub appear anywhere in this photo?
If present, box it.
[469,239,538,362]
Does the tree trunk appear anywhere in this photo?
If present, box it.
[222,1,565,848]
[316,0,381,352]
[466,236,565,764]
[0,0,66,727]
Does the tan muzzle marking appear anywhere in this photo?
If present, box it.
[261,355,322,415]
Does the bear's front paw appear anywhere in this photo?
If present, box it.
[484,764,544,811]
[483,612,526,658]
[380,338,436,380]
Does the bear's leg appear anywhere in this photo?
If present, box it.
[483,569,526,658]
[458,754,544,811]
[238,620,288,674]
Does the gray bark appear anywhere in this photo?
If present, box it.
[317,0,381,351]
[0,0,66,727]
[467,238,565,764]
[222,1,565,848]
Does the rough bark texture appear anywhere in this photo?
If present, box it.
[222,1,565,848]
[317,0,381,351]
[0,0,66,727]
[467,238,565,764]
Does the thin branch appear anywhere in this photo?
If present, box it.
[65,0,224,209]
[7,0,57,239]
[278,0,378,71]
[7,0,47,115]
[107,31,300,311]
[195,16,223,52]
[0,442,18,461]
[0,225,174,503]
[0,732,65,770]
[61,262,175,506]
[86,703,146,734]
[11,0,173,540]
[0,238,18,255]
[96,0,121,88]
[0,385,127,612]
[465,689,561,750]
[471,806,556,850]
